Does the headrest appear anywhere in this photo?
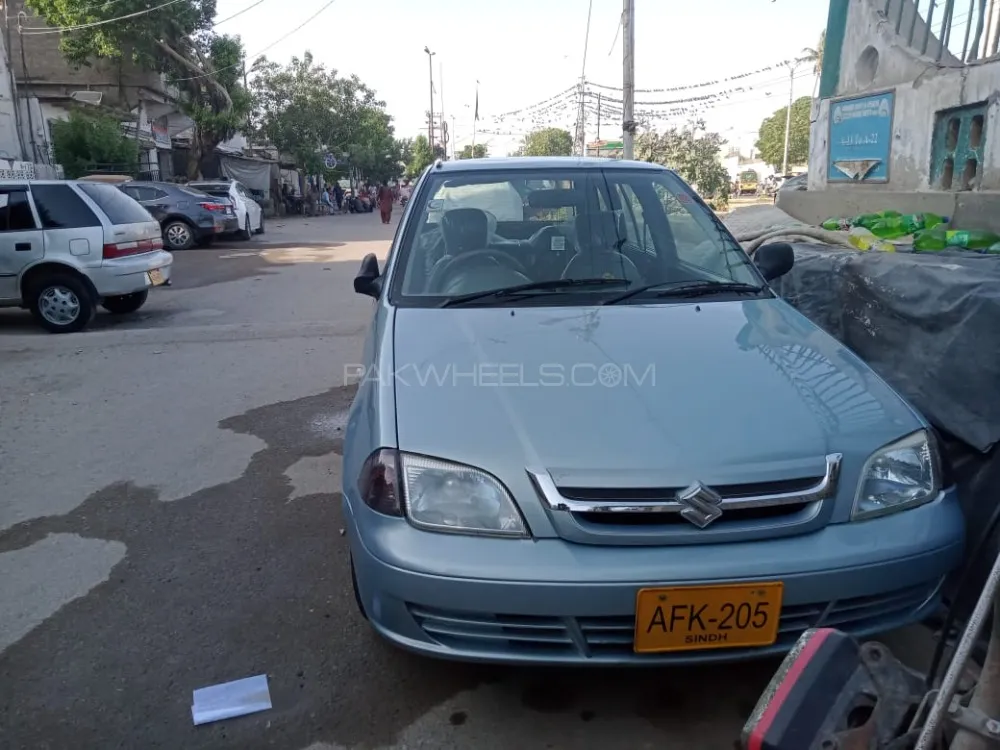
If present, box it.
[441,208,489,255]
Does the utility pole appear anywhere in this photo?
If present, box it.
[575,0,594,156]
[472,80,479,151]
[439,61,446,158]
[596,91,601,143]
[450,115,457,159]
[424,47,435,149]
[622,0,635,160]
[781,60,798,175]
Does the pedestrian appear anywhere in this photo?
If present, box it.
[333,182,343,212]
[377,181,394,224]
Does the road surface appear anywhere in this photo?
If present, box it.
[0,210,927,749]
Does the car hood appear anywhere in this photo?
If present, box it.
[391,299,921,486]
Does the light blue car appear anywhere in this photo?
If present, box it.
[343,157,964,665]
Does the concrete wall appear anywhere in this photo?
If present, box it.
[791,0,1000,230]
[8,0,166,108]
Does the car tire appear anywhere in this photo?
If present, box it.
[29,273,95,334]
[164,220,195,251]
[238,214,252,241]
[350,556,368,620]
[102,289,149,315]
[255,213,265,234]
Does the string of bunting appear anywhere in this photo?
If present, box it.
[584,58,799,93]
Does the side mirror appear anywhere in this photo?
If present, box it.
[353,253,382,298]
[754,242,795,282]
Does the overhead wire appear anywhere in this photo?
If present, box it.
[18,0,190,34]
[167,0,338,83]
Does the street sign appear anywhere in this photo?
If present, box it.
[323,153,337,169]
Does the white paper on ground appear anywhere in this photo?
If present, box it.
[191,674,272,726]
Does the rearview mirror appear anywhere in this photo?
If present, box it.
[353,253,382,298]
[754,242,795,282]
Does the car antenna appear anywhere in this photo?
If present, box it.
[434,159,444,169]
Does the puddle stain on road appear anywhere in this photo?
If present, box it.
[0,384,492,750]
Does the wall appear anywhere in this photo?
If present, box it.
[788,0,1000,230]
[0,32,23,161]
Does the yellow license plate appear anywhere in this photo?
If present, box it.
[633,581,783,653]
[148,268,165,286]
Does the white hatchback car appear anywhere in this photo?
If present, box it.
[189,180,264,240]
[0,180,172,333]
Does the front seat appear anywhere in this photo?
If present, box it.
[561,211,642,283]
[425,208,491,292]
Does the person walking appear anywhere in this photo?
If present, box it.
[377,181,394,224]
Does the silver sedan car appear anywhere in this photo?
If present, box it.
[342,157,963,665]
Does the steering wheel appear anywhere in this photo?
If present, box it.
[428,249,529,293]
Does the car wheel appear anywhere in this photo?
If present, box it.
[350,556,368,620]
[255,212,265,234]
[238,214,252,241]
[29,273,94,334]
[164,220,195,251]
[101,289,149,315]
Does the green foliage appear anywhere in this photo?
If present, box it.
[635,120,731,208]
[406,135,435,179]
[801,30,825,77]
[251,51,399,181]
[755,96,812,171]
[27,0,249,178]
[51,110,138,179]
[458,143,488,159]
[521,128,573,157]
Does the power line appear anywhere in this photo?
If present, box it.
[167,0,338,83]
[586,57,806,94]
[19,0,189,34]
[213,0,268,26]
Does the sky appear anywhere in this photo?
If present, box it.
[215,0,830,158]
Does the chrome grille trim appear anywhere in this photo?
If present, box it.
[528,453,842,514]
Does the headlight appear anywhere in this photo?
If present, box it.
[401,454,527,537]
[852,430,941,520]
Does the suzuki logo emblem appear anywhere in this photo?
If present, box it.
[677,482,724,528]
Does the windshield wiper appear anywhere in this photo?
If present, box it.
[440,278,632,308]
[603,279,765,305]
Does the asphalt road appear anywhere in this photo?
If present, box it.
[0,209,927,750]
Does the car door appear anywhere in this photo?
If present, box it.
[0,186,42,302]
[124,185,169,222]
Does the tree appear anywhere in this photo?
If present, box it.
[251,52,396,182]
[458,143,488,159]
[755,96,812,172]
[51,110,138,179]
[406,134,435,179]
[520,128,573,157]
[27,0,251,178]
[800,30,826,96]
[635,120,731,208]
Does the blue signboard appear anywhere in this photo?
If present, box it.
[827,91,895,183]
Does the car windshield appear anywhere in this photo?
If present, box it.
[390,167,763,305]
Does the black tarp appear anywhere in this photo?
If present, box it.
[772,244,1000,611]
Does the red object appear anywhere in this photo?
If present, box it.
[199,201,229,213]
[102,237,164,259]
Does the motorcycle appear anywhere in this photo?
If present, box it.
[400,194,409,208]
[741,539,1000,749]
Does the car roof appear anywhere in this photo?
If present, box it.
[429,156,672,174]
[189,180,231,185]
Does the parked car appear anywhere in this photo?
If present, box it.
[118,181,239,251]
[342,157,964,665]
[188,179,265,239]
[779,173,808,192]
[0,180,171,333]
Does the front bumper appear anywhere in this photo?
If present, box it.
[344,489,964,665]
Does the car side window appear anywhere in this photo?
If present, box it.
[0,189,37,231]
[31,184,100,229]
[143,188,167,201]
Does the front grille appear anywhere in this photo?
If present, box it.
[558,476,822,502]
[407,581,937,660]
[576,502,813,526]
